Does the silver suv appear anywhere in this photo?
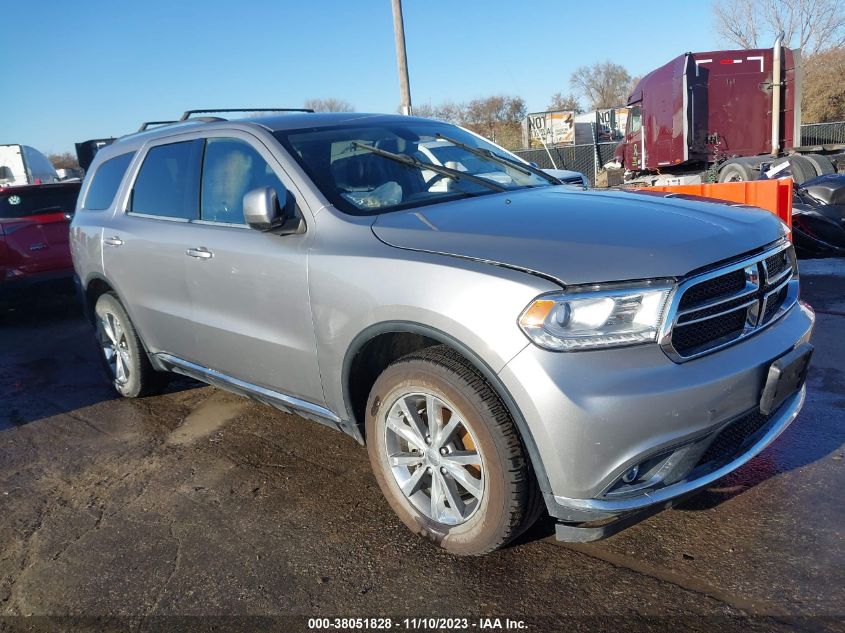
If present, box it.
[70,110,815,555]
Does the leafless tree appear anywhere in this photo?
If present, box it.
[411,101,465,123]
[461,95,527,149]
[48,152,79,170]
[402,96,526,149]
[570,62,632,110]
[802,45,845,121]
[303,98,355,112]
[713,0,845,53]
[547,93,583,113]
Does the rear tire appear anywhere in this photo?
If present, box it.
[365,345,539,555]
[94,292,167,398]
[773,155,816,185]
[804,153,836,177]
[718,161,754,182]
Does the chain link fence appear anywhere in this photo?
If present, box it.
[512,143,618,186]
[801,121,845,146]
[513,121,845,186]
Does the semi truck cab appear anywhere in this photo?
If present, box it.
[614,38,827,185]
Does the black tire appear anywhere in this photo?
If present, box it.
[93,292,167,398]
[718,161,755,182]
[365,345,539,556]
[773,155,816,185]
[804,153,836,177]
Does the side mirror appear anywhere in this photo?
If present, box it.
[243,185,304,235]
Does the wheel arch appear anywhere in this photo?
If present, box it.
[81,274,114,323]
[341,321,552,495]
[80,273,164,371]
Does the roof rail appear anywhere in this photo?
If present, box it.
[178,108,314,121]
[138,120,178,132]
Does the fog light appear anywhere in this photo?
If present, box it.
[622,465,640,484]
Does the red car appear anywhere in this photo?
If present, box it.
[0,182,81,302]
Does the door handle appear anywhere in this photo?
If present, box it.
[104,236,124,246]
[186,247,213,260]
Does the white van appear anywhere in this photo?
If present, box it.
[0,144,60,187]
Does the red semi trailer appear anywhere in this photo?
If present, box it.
[614,37,844,185]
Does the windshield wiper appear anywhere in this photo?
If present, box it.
[351,142,507,193]
[434,133,562,185]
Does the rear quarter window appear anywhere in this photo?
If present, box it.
[83,152,135,210]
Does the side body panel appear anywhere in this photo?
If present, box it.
[183,222,324,404]
[307,207,557,423]
[95,141,198,360]
[177,128,325,405]
[101,211,197,359]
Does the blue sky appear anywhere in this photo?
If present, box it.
[2,0,722,154]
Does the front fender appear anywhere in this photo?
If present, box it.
[309,244,558,421]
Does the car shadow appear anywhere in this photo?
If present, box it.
[1,293,197,430]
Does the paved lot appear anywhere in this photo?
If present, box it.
[0,262,843,632]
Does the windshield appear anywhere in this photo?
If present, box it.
[421,143,497,173]
[0,185,80,219]
[273,121,554,215]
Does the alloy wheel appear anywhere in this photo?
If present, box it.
[382,391,485,525]
[97,311,131,385]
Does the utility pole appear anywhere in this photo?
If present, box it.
[391,0,412,115]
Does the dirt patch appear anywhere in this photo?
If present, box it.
[167,390,248,446]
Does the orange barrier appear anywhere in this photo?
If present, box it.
[639,180,793,233]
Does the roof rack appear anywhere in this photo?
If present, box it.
[179,108,314,121]
[138,120,178,132]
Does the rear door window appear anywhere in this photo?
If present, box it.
[130,140,203,219]
[83,152,135,210]
[200,138,287,224]
[0,185,81,219]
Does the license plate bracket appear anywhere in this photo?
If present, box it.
[759,343,813,416]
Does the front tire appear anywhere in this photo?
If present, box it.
[94,292,166,398]
[365,346,539,555]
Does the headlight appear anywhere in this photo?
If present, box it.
[518,281,674,351]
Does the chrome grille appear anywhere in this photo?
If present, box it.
[660,241,798,362]
[677,269,745,310]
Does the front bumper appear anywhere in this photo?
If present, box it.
[498,300,815,524]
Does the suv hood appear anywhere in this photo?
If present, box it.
[371,187,784,285]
